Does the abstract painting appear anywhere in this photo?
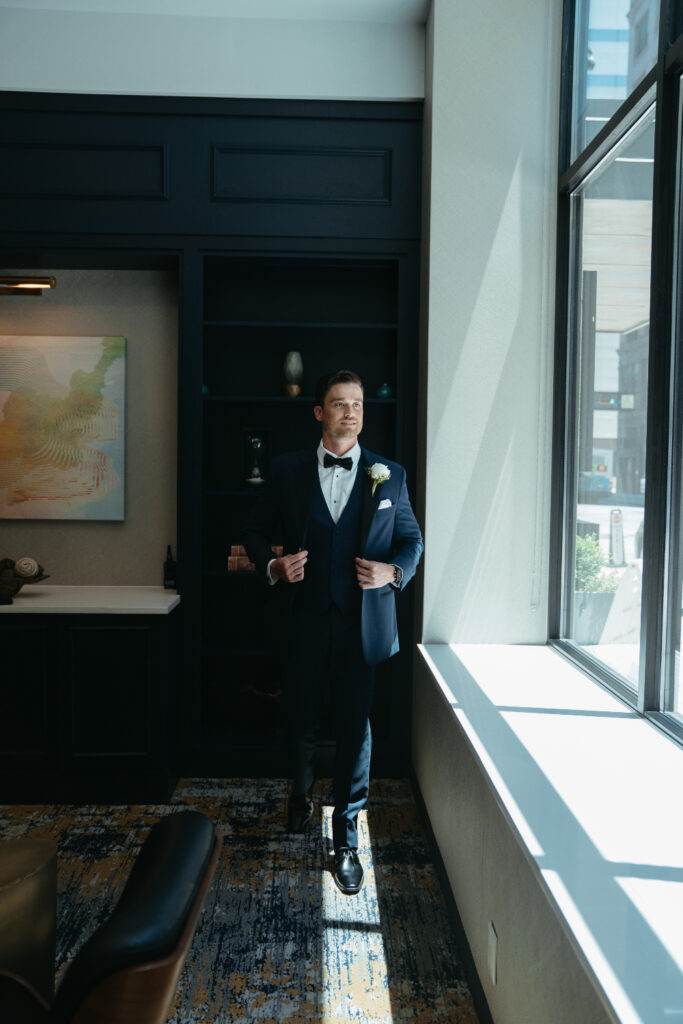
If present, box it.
[0,336,126,520]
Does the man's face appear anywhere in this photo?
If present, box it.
[314,382,364,452]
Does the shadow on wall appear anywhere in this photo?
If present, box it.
[424,141,552,643]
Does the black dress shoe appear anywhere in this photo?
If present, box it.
[334,848,364,895]
[287,791,314,832]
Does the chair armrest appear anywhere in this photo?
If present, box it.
[54,811,222,1024]
[70,827,222,1024]
[0,969,51,1023]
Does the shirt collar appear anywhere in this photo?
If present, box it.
[317,440,361,469]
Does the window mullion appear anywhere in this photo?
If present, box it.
[638,58,678,714]
[549,190,572,640]
[559,69,658,193]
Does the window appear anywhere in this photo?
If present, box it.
[553,0,683,734]
[570,0,658,161]
[661,77,683,722]
[567,103,654,690]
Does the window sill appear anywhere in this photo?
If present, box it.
[418,642,683,1024]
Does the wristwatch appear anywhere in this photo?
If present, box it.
[393,565,403,587]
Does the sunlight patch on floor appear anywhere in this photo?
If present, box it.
[321,805,392,1022]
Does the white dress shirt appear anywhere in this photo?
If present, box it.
[317,440,361,523]
[266,441,361,583]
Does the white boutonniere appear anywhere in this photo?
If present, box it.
[366,462,391,497]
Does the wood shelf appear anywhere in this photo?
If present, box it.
[202,647,278,659]
[202,394,396,403]
[198,248,412,768]
[203,569,258,578]
[203,319,398,329]
[203,489,256,498]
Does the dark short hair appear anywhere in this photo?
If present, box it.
[314,369,364,407]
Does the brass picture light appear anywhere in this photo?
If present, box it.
[0,276,56,296]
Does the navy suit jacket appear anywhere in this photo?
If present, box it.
[244,445,423,666]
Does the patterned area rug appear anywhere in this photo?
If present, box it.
[0,778,479,1023]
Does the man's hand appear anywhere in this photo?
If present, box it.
[271,550,308,583]
[355,557,395,590]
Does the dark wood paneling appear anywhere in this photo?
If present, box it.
[0,623,53,756]
[197,113,417,237]
[0,613,177,803]
[212,146,391,205]
[0,91,422,782]
[0,94,421,239]
[0,143,168,200]
[203,256,398,321]
[66,626,151,757]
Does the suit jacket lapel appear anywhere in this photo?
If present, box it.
[292,450,318,550]
[359,451,380,553]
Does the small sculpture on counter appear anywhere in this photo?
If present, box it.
[245,433,266,485]
[0,557,50,605]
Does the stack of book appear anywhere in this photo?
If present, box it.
[227,544,283,572]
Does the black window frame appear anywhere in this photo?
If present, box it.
[550,0,683,743]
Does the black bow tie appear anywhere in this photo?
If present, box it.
[323,453,353,470]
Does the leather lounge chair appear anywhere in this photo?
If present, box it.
[0,809,222,1024]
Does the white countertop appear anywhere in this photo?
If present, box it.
[0,585,180,615]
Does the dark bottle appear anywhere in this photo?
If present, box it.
[163,545,177,590]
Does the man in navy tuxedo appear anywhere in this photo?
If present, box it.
[244,369,423,895]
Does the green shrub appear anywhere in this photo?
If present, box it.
[575,533,619,593]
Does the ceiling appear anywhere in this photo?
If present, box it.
[0,0,431,22]
[583,199,652,334]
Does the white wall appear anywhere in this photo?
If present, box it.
[0,6,424,100]
[412,3,614,1022]
[420,0,558,644]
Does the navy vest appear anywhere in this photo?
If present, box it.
[299,466,363,613]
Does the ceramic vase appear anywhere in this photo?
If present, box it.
[283,351,303,397]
